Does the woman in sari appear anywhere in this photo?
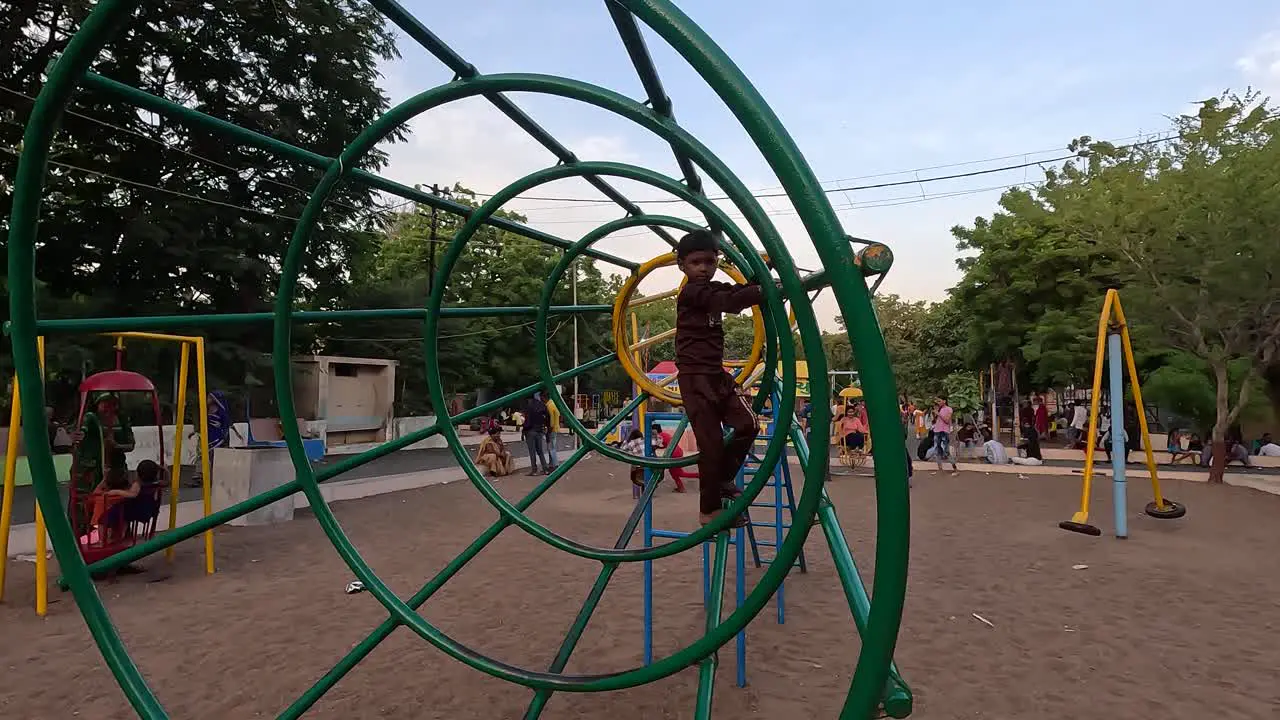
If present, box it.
[475,426,513,477]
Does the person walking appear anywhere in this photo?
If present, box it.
[522,392,554,475]
[930,396,959,475]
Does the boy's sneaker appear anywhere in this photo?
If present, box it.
[698,511,750,529]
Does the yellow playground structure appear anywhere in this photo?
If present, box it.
[1058,290,1186,538]
[1,331,215,615]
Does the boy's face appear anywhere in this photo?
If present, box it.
[678,249,718,283]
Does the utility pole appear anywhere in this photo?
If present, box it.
[426,184,451,293]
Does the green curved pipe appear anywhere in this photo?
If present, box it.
[4,0,908,716]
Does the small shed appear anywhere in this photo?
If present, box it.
[292,355,398,446]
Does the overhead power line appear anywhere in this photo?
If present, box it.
[473,134,1177,206]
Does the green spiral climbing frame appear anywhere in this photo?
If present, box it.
[5,1,911,717]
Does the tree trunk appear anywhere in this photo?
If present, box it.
[1209,360,1230,484]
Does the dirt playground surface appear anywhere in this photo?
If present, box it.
[2,458,1279,719]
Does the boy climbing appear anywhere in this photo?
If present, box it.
[674,229,823,526]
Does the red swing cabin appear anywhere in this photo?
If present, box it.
[68,370,167,565]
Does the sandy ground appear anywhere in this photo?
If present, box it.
[2,457,1279,719]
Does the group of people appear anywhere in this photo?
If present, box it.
[473,391,562,478]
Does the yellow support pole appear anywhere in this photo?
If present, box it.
[34,336,47,615]
[194,338,214,574]
[1113,299,1169,510]
[0,374,23,602]
[631,313,645,430]
[166,342,191,562]
[34,505,46,615]
[108,331,204,345]
[1070,290,1117,525]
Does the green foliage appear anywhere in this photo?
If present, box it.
[1142,352,1269,435]
[831,295,968,402]
[950,183,1122,389]
[1070,93,1280,438]
[942,372,981,416]
[1,0,400,412]
[949,92,1280,453]
[322,187,626,414]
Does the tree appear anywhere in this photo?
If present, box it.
[1,0,401,402]
[950,175,1125,390]
[1073,93,1280,481]
[326,186,627,413]
[833,295,969,402]
[1143,351,1270,437]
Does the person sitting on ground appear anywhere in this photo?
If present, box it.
[1200,438,1253,467]
[1167,429,1198,463]
[983,435,1010,465]
[956,421,980,460]
[977,421,994,443]
[1254,432,1280,456]
[1187,433,1204,453]
[838,406,868,452]
[1011,421,1044,466]
[474,426,513,477]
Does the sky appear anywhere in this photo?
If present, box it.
[370,1,1280,329]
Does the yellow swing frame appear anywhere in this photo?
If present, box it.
[1062,290,1183,535]
[0,332,214,615]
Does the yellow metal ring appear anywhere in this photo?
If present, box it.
[612,253,766,406]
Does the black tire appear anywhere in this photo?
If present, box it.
[1145,499,1186,519]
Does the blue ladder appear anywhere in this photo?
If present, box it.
[740,388,807,627]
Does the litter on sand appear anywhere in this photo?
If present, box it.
[971,613,995,628]
[1072,564,1089,570]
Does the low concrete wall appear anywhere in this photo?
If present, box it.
[4,453,537,558]
[1041,446,1280,468]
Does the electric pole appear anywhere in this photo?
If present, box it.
[426,184,452,293]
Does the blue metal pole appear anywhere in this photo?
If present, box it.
[642,424,655,665]
[773,406,785,624]
[1107,332,1128,539]
[735,524,747,688]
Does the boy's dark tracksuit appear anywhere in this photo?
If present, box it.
[676,279,763,516]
